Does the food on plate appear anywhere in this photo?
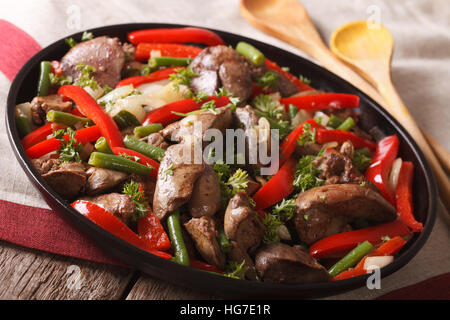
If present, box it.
[16,27,422,283]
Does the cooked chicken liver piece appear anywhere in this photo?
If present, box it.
[147,132,169,150]
[294,183,397,245]
[32,159,86,199]
[79,193,135,225]
[188,165,221,218]
[161,107,232,146]
[152,143,206,220]
[255,243,329,283]
[224,192,265,280]
[189,45,253,104]
[184,216,226,269]
[61,36,126,88]
[85,167,129,195]
[30,95,73,125]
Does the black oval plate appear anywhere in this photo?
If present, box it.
[6,23,437,299]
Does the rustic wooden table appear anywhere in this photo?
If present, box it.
[0,240,214,300]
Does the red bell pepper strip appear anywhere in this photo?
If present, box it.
[135,43,203,61]
[25,125,101,159]
[128,27,225,46]
[142,95,231,126]
[316,129,377,151]
[310,220,411,259]
[265,58,313,92]
[70,107,85,117]
[331,236,407,281]
[71,200,172,259]
[253,157,297,210]
[115,66,183,88]
[111,147,159,178]
[190,259,223,273]
[365,135,399,205]
[279,119,324,166]
[395,161,423,232]
[21,122,54,149]
[280,93,360,111]
[137,207,171,251]
[58,85,124,148]
[250,83,275,98]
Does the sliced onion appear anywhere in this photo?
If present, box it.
[322,141,339,150]
[314,111,330,126]
[98,85,134,105]
[292,109,313,128]
[277,224,292,241]
[364,256,394,272]
[388,157,403,193]
[150,50,162,58]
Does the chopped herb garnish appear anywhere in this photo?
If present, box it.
[353,148,372,172]
[75,63,98,90]
[55,128,82,163]
[169,67,199,94]
[223,260,246,280]
[49,73,73,87]
[160,164,176,181]
[293,155,324,192]
[262,214,283,244]
[298,74,311,85]
[65,37,77,48]
[251,94,291,140]
[123,180,149,222]
[255,70,278,92]
[81,31,94,41]
[297,122,316,146]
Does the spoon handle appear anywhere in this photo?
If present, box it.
[377,78,450,212]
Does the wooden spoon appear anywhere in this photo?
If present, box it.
[240,0,450,212]
[329,21,450,212]
[330,21,450,174]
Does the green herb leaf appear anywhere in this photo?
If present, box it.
[55,127,82,163]
[352,148,372,172]
[81,31,94,42]
[65,37,77,48]
[123,180,149,222]
[255,70,278,92]
[297,122,316,146]
[75,63,99,90]
[293,155,324,192]
[223,260,246,280]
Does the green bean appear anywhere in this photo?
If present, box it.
[235,42,265,66]
[288,104,298,121]
[123,135,165,162]
[218,229,232,254]
[327,114,344,129]
[88,152,153,176]
[148,57,192,69]
[134,123,163,138]
[46,110,92,127]
[336,117,356,131]
[328,241,374,277]
[94,137,114,154]
[15,116,32,138]
[167,210,190,266]
[37,61,52,96]
[113,110,141,129]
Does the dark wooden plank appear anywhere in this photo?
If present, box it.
[125,273,217,300]
[0,240,134,300]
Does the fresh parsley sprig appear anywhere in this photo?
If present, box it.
[122,180,149,222]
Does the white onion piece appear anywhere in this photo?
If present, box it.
[277,225,292,241]
[364,256,394,272]
[314,111,330,126]
[111,95,147,123]
[84,86,104,100]
[98,85,134,105]
[150,50,162,58]
[292,109,313,128]
[388,158,403,193]
[322,141,339,150]
[136,79,170,95]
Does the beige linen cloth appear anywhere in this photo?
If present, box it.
[0,0,448,299]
